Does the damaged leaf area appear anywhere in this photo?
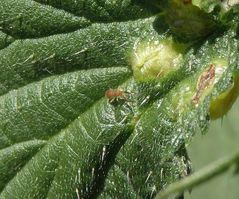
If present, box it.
[131,38,186,81]
[0,1,239,199]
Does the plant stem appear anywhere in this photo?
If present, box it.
[155,150,239,199]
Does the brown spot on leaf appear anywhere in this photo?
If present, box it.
[192,64,215,105]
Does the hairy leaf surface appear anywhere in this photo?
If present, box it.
[0,1,239,199]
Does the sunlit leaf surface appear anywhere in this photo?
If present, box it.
[0,0,239,198]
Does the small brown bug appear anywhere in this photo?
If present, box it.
[105,88,126,103]
[192,64,215,105]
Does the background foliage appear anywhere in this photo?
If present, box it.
[185,99,239,199]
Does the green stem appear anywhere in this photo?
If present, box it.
[155,150,239,199]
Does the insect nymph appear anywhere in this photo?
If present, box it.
[105,88,126,103]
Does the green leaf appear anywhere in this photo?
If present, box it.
[0,31,14,50]
[99,27,239,198]
[0,67,132,198]
[33,0,160,22]
[0,0,91,38]
[0,1,239,199]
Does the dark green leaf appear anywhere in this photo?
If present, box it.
[0,1,239,199]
